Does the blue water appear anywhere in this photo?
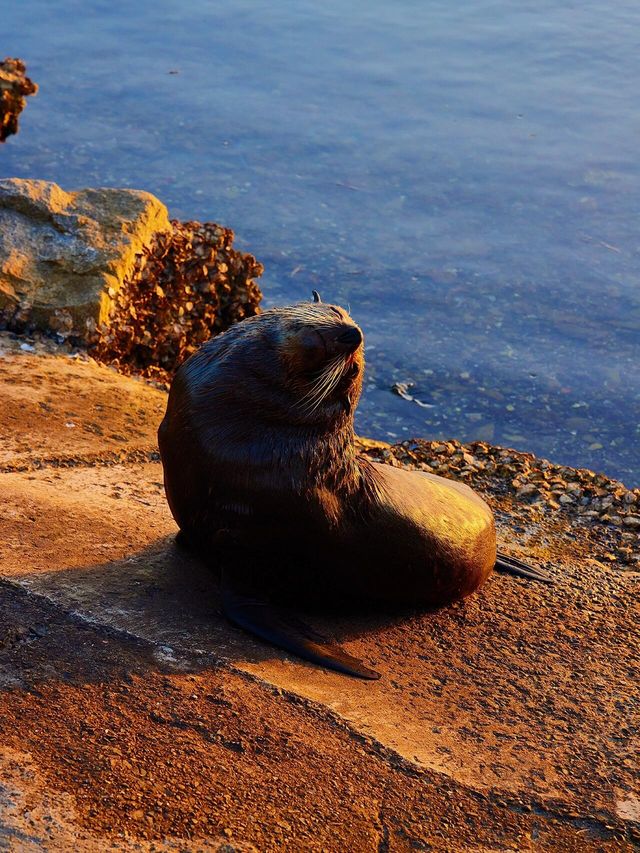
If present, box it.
[4,0,640,483]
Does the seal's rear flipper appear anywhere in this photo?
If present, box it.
[496,553,552,584]
[222,575,380,680]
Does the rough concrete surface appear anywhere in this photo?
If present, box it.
[0,336,638,851]
[0,341,165,469]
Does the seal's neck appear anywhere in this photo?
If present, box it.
[302,420,363,494]
[211,412,363,496]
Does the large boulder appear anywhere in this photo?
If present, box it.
[0,179,264,374]
[0,178,172,336]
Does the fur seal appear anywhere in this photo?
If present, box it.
[158,292,549,679]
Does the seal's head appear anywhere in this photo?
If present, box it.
[180,292,365,429]
[270,294,364,422]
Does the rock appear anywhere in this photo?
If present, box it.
[391,381,415,401]
[516,483,538,498]
[0,179,264,376]
[0,178,171,336]
[90,218,263,379]
[0,58,37,142]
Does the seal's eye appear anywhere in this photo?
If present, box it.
[329,307,342,318]
[294,328,328,373]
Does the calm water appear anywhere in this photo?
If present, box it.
[4,0,640,484]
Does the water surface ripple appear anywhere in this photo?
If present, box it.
[4,0,640,483]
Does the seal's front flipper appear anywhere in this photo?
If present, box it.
[221,574,380,680]
[496,552,552,584]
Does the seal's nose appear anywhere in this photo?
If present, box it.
[336,327,363,348]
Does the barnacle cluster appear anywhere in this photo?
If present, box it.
[0,58,37,142]
[90,219,263,382]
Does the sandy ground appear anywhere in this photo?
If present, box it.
[0,335,638,851]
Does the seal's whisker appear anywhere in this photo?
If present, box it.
[299,362,339,412]
[302,356,348,416]
[311,357,344,402]
[300,374,338,416]
[297,356,343,408]
[297,370,329,409]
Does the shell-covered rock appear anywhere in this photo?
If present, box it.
[0,58,37,142]
[89,219,263,381]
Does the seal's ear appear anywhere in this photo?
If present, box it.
[312,290,322,303]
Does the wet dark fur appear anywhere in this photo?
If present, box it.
[158,303,497,609]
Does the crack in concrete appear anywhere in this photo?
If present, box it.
[498,795,635,844]
[376,802,390,853]
[0,447,160,474]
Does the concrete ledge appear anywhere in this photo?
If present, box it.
[0,337,165,468]
[0,344,637,850]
